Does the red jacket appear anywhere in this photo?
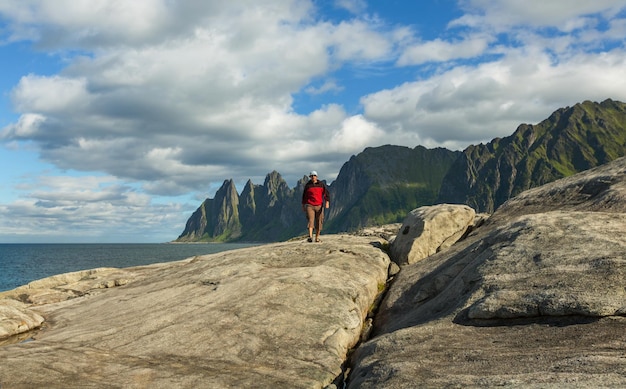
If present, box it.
[302,180,330,206]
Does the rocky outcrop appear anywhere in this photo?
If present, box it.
[3,158,626,387]
[486,152,626,223]
[0,300,44,341]
[389,204,478,266]
[238,171,306,242]
[464,213,626,320]
[0,267,137,305]
[347,156,626,388]
[0,234,390,388]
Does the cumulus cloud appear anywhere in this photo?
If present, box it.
[330,115,385,152]
[0,0,625,241]
[1,113,46,138]
[2,1,392,188]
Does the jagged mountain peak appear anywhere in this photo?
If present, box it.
[261,170,287,193]
[215,178,236,194]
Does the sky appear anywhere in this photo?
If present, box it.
[0,0,625,243]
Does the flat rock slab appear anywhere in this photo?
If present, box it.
[0,234,389,389]
[349,315,626,388]
[349,211,626,388]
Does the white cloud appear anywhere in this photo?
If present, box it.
[335,0,368,14]
[0,0,410,200]
[0,0,171,45]
[305,80,344,95]
[330,114,385,152]
[12,75,90,113]
[330,20,394,62]
[455,0,626,30]
[0,0,625,242]
[1,113,46,138]
[398,35,492,65]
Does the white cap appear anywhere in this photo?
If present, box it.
[309,170,318,176]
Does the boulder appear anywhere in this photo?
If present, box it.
[0,268,137,308]
[0,299,44,341]
[390,204,476,266]
[347,157,626,388]
[0,234,389,389]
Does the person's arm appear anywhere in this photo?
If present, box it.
[324,184,330,208]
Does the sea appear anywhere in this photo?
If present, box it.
[0,243,258,293]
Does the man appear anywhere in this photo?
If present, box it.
[301,170,330,242]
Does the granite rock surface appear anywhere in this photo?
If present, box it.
[0,234,390,389]
[348,157,626,388]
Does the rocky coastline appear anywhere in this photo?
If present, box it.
[1,157,626,388]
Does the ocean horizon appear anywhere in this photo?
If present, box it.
[0,242,259,293]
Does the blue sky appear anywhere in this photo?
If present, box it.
[1,0,625,243]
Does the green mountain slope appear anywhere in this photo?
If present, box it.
[437,99,626,213]
[326,145,460,232]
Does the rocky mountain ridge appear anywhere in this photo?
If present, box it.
[437,98,626,212]
[177,145,460,242]
[176,98,626,243]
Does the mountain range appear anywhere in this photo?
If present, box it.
[175,98,626,243]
